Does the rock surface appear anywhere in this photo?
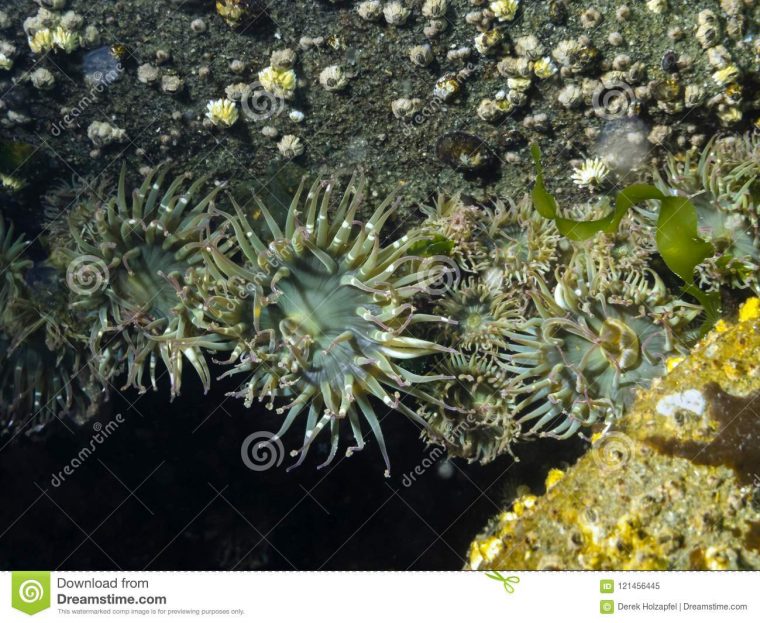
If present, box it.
[466,298,760,570]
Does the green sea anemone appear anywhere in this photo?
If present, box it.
[0,213,31,313]
[419,353,520,464]
[484,194,561,289]
[198,175,456,475]
[59,166,229,398]
[417,193,488,272]
[434,275,521,354]
[1,294,105,434]
[504,265,701,438]
[653,135,760,293]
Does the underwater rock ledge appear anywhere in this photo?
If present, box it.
[466,298,760,571]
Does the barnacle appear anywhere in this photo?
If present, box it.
[206,98,239,128]
[484,194,561,288]
[653,135,760,292]
[258,66,297,100]
[503,266,701,438]
[0,213,31,312]
[59,166,228,398]
[434,276,521,353]
[419,353,520,464]
[571,158,610,189]
[198,175,456,475]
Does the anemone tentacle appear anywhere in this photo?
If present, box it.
[419,353,520,464]
[0,213,32,313]
[59,165,229,398]
[503,264,701,438]
[1,293,106,434]
[197,175,456,476]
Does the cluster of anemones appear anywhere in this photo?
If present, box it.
[4,169,457,476]
[5,134,757,472]
[413,172,706,463]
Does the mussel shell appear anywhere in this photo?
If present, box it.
[436,131,496,173]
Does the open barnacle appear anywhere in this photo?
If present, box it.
[419,353,520,464]
[503,267,701,439]
[198,175,457,475]
[60,166,229,398]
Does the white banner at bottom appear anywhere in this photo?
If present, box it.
[1,571,757,621]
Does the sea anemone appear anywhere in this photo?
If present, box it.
[563,203,657,300]
[416,193,488,272]
[434,275,521,354]
[484,194,561,289]
[653,135,760,293]
[503,265,701,438]
[60,166,229,398]
[0,213,31,312]
[1,292,105,435]
[198,174,456,475]
[419,353,520,464]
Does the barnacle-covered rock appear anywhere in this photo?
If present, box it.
[196,175,457,476]
[466,298,760,570]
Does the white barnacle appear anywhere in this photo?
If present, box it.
[571,158,610,189]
